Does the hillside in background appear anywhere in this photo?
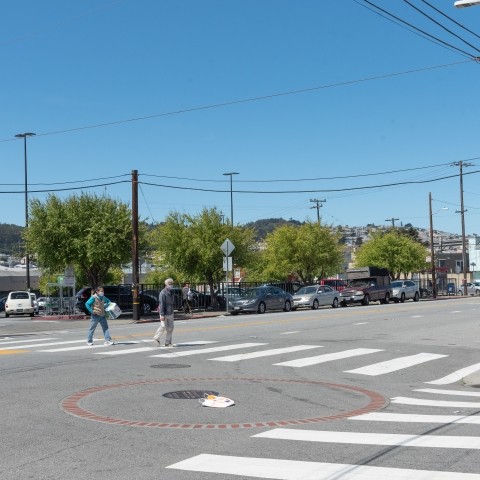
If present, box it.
[0,223,23,256]
[244,218,303,240]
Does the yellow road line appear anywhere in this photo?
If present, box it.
[0,349,27,355]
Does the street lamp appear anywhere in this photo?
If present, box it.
[454,0,480,7]
[15,132,36,291]
[223,172,239,226]
[429,192,448,299]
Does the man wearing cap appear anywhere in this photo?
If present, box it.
[153,278,176,347]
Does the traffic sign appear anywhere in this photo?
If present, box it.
[221,239,235,256]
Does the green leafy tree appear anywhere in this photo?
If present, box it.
[354,231,428,279]
[150,207,257,298]
[25,193,133,287]
[257,222,343,284]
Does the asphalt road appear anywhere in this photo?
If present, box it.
[1,297,480,479]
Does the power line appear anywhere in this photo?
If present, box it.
[0,60,473,144]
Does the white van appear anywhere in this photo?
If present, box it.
[5,291,35,318]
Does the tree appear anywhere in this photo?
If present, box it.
[257,222,344,284]
[150,207,257,301]
[354,231,428,279]
[25,193,133,287]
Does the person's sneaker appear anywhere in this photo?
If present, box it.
[165,343,174,348]
[153,338,161,347]
[87,342,93,346]
[104,340,114,346]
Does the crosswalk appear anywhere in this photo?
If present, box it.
[1,336,480,385]
[167,386,480,478]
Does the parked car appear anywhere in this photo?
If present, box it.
[292,285,339,310]
[229,286,293,315]
[36,297,47,312]
[30,293,39,314]
[390,280,420,303]
[5,291,35,318]
[75,285,158,315]
[0,296,6,312]
[457,282,480,296]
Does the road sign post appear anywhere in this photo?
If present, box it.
[220,239,235,312]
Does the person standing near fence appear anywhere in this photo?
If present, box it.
[85,286,114,346]
[153,278,175,347]
[182,282,191,314]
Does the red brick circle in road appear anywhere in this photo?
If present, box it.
[61,376,387,429]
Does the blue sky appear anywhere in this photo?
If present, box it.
[2,0,480,235]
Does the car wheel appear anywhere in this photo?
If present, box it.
[283,301,291,312]
[332,297,339,308]
[383,293,390,304]
[257,302,266,314]
[230,311,239,316]
[142,302,153,315]
[400,293,405,303]
[311,299,319,310]
[361,295,370,306]
[30,312,34,317]
[5,313,9,318]
[394,298,399,303]
[475,290,480,296]
[413,291,420,302]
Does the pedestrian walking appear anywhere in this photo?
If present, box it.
[182,282,191,314]
[85,286,114,346]
[153,278,175,347]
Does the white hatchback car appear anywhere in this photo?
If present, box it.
[5,291,35,318]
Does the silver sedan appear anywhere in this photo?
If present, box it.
[292,285,339,310]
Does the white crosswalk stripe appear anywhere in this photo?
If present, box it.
[150,342,267,358]
[0,337,58,345]
[391,396,480,408]
[344,352,448,375]
[2,339,87,350]
[273,348,383,368]
[350,412,480,424]
[253,428,480,449]
[426,363,480,385]
[209,345,322,362]
[166,453,480,479]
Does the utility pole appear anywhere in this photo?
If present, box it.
[131,170,140,321]
[453,161,472,296]
[385,217,399,228]
[310,198,326,225]
[428,193,437,299]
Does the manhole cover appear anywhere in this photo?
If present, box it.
[163,390,219,399]
[150,364,190,369]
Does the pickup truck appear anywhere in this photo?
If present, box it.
[339,267,391,307]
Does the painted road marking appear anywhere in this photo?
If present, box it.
[345,353,448,376]
[253,428,480,448]
[1,339,87,350]
[0,349,26,355]
[414,388,480,397]
[209,345,322,362]
[273,348,382,368]
[426,363,480,385]
[280,331,301,335]
[150,343,267,358]
[350,412,480,424]
[0,337,58,345]
[166,454,480,479]
[391,397,480,408]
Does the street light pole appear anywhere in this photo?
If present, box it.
[429,192,437,299]
[223,172,239,226]
[15,132,36,291]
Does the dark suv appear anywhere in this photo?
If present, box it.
[75,285,158,315]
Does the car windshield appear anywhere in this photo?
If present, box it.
[11,292,30,300]
[348,280,369,288]
[296,286,317,295]
[390,281,402,288]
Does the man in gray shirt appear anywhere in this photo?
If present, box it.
[153,278,175,347]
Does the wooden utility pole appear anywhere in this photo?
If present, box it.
[310,198,326,225]
[385,217,399,228]
[132,170,140,321]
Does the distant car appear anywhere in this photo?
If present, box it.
[5,291,34,318]
[0,296,6,312]
[390,280,420,303]
[292,285,339,310]
[75,285,158,315]
[457,282,480,296]
[229,286,293,315]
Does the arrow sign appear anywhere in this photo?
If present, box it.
[221,238,235,256]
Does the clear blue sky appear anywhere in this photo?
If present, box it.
[2,0,480,236]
